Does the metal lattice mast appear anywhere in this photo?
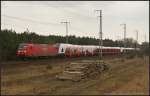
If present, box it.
[61,21,70,44]
[120,24,126,48]
[144,33,147,42]
[95,10,103,61]
[120,23,127,58]
[135,30,138,50]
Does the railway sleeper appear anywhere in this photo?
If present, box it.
[56,60,110,82]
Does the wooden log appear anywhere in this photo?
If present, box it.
[56,60,109,81]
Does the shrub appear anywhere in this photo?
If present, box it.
[126,53,135,59]
[46,65,52,70]
[137,52,144,58]
[121,58,125,62]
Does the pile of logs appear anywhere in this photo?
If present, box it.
[56,60,109,82]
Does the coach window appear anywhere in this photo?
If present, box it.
[61,48,64,52]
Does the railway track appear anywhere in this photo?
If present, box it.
[1,55,120,67]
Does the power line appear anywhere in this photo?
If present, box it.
[2,14,99,39]
[1,23,26,29]
[2,14,83,36]
[2,14,60,26]
[61,21,70,44]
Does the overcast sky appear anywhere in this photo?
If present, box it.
[1,1,149,44]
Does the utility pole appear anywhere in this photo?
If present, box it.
[26,28,29,33]
[120,24,126,48]
[136,30,138,43]
[144,33,147,42]
[135,30,138,51]
[144,33,147,57]
[26,27,31,43]
[61,21,70,44]
[120,24,126,57]
[135,30,138,58]
[95,9,103,61]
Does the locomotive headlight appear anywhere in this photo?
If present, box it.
[18,50,21,53]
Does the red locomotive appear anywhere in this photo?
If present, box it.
[16,43,135,58]
[16,43,58,57]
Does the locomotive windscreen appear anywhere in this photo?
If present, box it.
[18,43,27,49]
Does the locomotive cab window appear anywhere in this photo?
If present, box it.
[18,44,27,49]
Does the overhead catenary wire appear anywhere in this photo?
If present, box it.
[2,14,87,37]
[1,23,27,30]
[2,14,61,26]
[2,14,107,41]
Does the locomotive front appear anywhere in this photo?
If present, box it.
[16,43,31,57]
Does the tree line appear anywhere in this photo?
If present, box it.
[0,29,149,61]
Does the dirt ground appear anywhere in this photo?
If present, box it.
[1,56,149,95]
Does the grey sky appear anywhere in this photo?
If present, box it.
[1,1,149,44]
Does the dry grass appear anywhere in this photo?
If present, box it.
[1,56,149,95]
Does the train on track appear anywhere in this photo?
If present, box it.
[16,43,135,58]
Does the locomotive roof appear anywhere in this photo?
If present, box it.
[20,43,134,49]
[57,43,135,49]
